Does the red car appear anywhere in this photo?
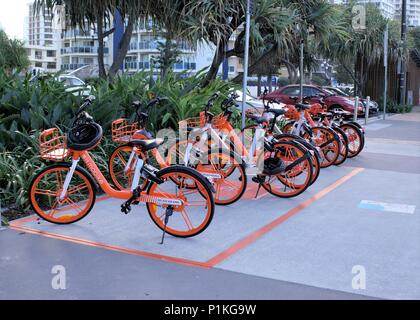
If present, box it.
[264,84,364,115]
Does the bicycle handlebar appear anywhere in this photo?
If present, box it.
[205,92,220,110]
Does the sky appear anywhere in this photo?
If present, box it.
[0,0,31,40]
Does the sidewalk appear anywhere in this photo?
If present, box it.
[1,110,420,300]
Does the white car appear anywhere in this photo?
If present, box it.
[235,90,286,111]
[29,74,92,97]
[58,75,92,97]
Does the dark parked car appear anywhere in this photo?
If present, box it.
[264,84,364,115]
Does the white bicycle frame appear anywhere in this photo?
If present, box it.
[59,155,145,200]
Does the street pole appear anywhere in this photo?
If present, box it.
[399,0,407,105]
[300,39,304,102]
[0,202,5,231]
[383,23,389,120]
[365,96,370,125]
[354,96,359,122]
[241,0,252,132]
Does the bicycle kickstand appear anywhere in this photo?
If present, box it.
[160,206,174,245]
[252,176,266,199]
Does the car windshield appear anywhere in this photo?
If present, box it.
[322,88,337,96]
[331,87,350,97]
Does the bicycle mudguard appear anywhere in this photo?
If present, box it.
[342,121,365,134]
[274,133,322,161]
[156,165,216,194]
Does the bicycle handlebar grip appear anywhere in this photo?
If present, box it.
[85,95,96,104]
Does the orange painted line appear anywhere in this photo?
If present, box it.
[205,167,365,267]
[9,169,363,269]
[10,195,111,227]
[9,224,212,269]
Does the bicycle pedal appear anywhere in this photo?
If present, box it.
[121,203,132,215]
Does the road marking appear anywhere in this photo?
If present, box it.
[9,224,212,269]
[358,200,416,214]
[205,167,365,267]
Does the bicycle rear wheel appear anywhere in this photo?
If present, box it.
[146,166,215,238]
[262,141,313,198]
[29,164,96,224]
[274,133,321,186]
[108,144,148,191]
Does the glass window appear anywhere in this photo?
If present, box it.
[282,87,300,96]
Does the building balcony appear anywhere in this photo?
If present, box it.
[61,63,89,71]
[61,47,109,55]
[124,61,151,70]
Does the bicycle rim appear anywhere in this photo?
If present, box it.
[146,169,214,238]
[29,165,95,224]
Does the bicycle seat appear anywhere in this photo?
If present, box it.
[331,110,351,116]
[266,108,286,118]
[247,114,268,125]
[319,112,332,118]
[129,138,164,151]
[132,101,142,108]
[295,103,311,111]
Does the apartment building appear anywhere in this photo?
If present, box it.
[24,3,61,73]
[395,0,420,26]
[331,0,396,18]
[24,2,215,76]
[123,17,214,74]
[60,27,113,72]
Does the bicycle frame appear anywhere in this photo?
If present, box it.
[61,149,183,206]
[122,133,223,182]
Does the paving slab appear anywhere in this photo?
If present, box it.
[216,169,420,299]
[10,167,356,266]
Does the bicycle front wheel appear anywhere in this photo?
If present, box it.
[146,166,215,238]
[29,164,96,224]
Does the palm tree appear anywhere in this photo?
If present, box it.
[324,2,399,96]
[34,0,153,79]
[0,29,29,73]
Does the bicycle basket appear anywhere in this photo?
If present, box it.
[178,112,206,130]
[112,118,139,144]
[212,113,228,130]
[39,128,70,162]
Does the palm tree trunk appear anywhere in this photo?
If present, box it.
[108,16,135,79]
[268,74,273,92]
[96,15,107,79]
[257,74,262,96]
[202,40,226,87]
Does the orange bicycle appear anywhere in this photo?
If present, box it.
[28,96,215,240]
[172,93,314,198]
[108,98,247,206]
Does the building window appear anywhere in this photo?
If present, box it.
[229,66,235,73]
[47,50,56,57]
[47,62,56,69]
[35,62,42,68]
[35,51,42,59]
